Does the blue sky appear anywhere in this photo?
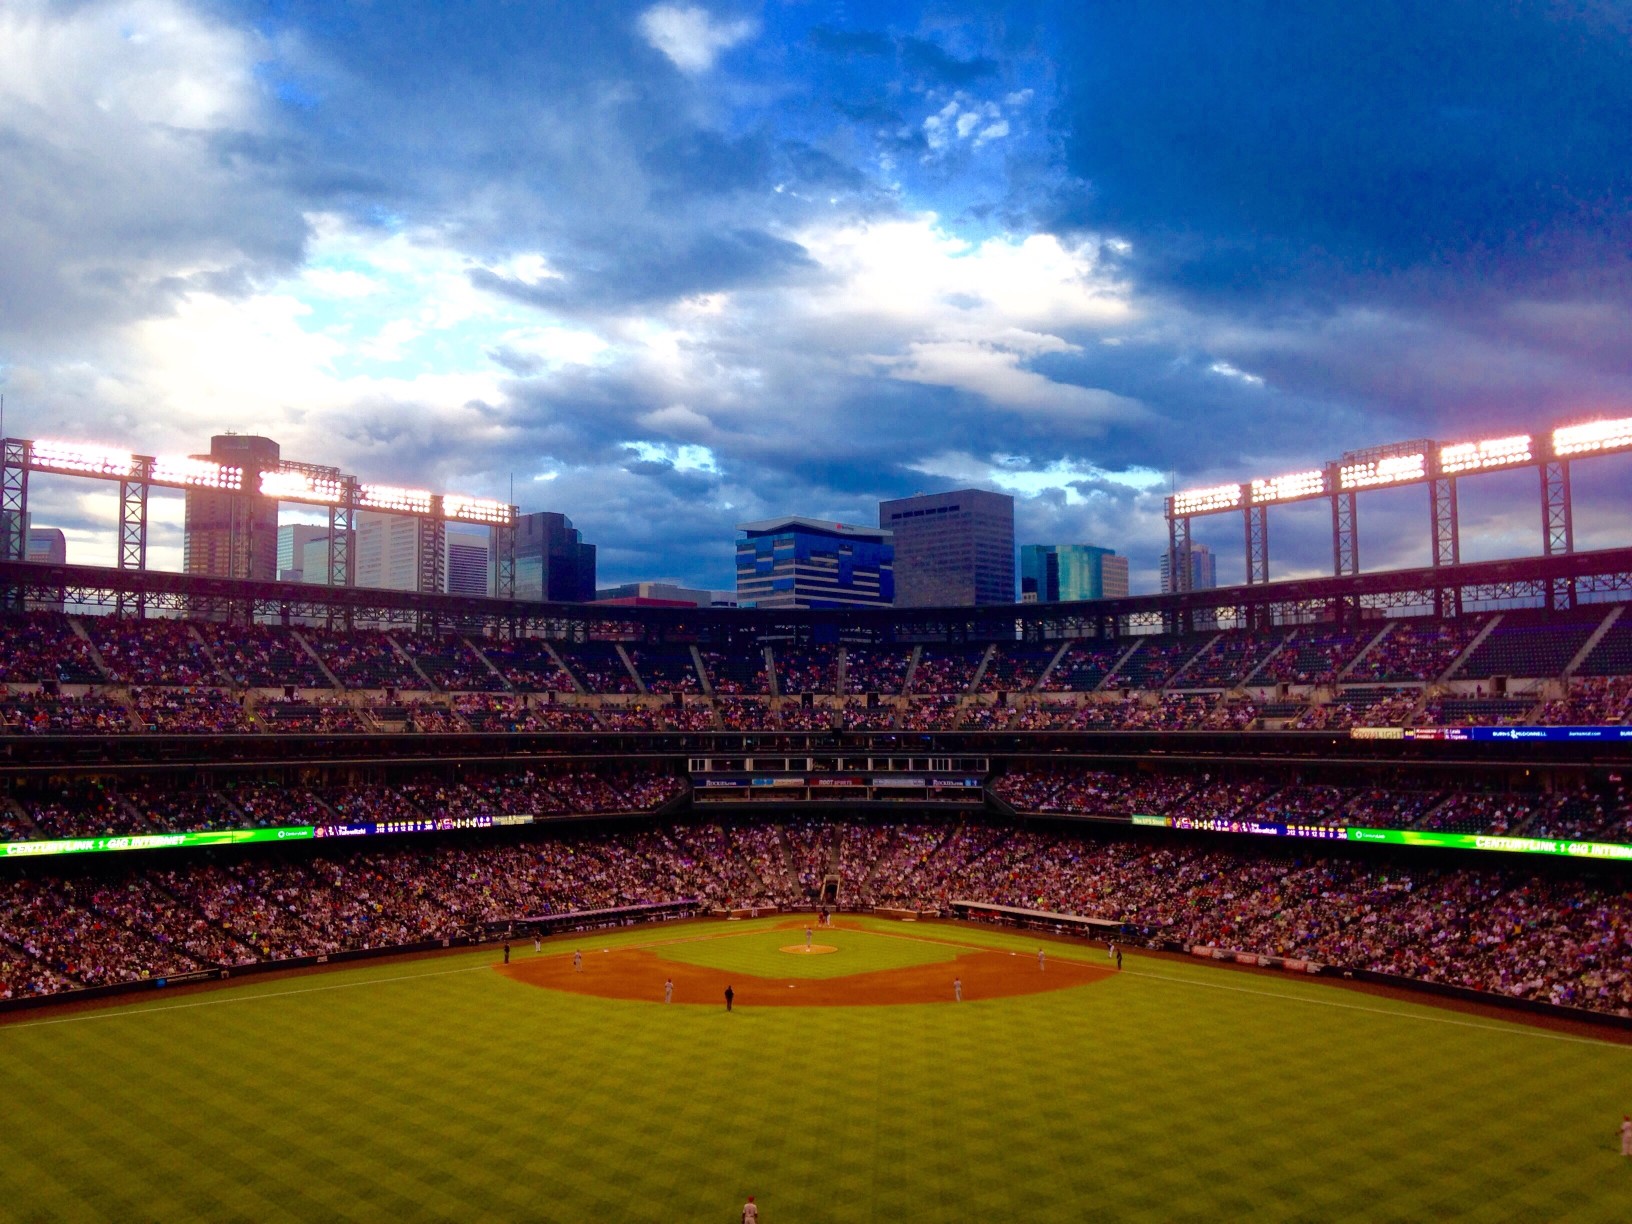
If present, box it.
[2,0,1629,592]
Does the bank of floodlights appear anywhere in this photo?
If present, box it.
[1438,434,1532,475]
[1171,482,1242,515]
[1339,451,1426,490]
[443,495,514,525]
[1553,415,1632,457]
[357,484,433,515]
[259,470,344,504]
[31,441,136,478]
[1250,469,1327,504]
[153,456,243,491]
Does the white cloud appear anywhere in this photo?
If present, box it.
[0,0,301,343]
[887,338,1139,425]
[921,94,1014,155]
[910,452,1165,502]
[624,440,721,473]
[1209,360,1265,387]
[638,5,756,74]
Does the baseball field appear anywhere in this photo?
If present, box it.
[1,914,1627,1222]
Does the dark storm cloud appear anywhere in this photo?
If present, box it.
[1048,1,1632,308]
[1027,0,1632,581]
[470,228,814,312]
[899,35,998,85]
[805,22,1001,85]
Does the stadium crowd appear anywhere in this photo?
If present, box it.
[993,766,1632,843]
[1,765,685,842]
[3,815,1628,1018]
[0,609,1628,739]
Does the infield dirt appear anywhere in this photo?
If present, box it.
[497,929,1114,1006]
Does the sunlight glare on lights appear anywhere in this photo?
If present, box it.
[153,456,243,491]
[1553,417,1632,457]
[1438,434,1531,474]
[1171,482,1242,515]
[1250,469,1326,504]
[31,441,135,478]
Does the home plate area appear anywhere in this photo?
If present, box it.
[496,922,1114,1007]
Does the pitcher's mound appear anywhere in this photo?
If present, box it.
[779,944,838,955]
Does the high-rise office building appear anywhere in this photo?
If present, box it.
[278,524,330,583]
[1160,543,1218,593]
[183,434,281,581]
[356,511,421,591]
[445,526,491,597]
[735,517,894,609]
[298,535,333,586]
[24,520,67,612]
[513,511,596,603]
[24,522,66,565]
[354,512,492,595]
[878,489,1014,606]
[1020,544,1129,602]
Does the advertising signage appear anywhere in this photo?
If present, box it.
[0,814,519,860]
[0,826,314,858]
[1134,815,1632,861]
[1355,725,1632,743]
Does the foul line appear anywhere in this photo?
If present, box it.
[0,963,494,1032]
[1122,965,1630,1050]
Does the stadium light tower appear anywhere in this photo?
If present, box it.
[0,433,521,619]
[1164,412,1632,618]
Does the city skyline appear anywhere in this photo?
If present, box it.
[2,2,1629,594]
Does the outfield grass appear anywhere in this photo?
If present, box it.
[1,916,1628,1222]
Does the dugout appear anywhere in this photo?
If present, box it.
[950,900,1126,940]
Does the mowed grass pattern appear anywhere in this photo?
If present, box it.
[651,924,962,979]
[0,916,1628,1222]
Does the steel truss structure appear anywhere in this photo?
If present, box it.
[0,437,518,603]
[1163,415,1632,605]
[5,547,1630,648]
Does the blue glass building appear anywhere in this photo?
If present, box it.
[735,517,894,609]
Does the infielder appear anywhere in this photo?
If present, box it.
[664,978,674,1004]
[573,949,583,972]
[953,976,962,1002]
[1622,1115,1632,1157]
[1037,948,1045,971]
